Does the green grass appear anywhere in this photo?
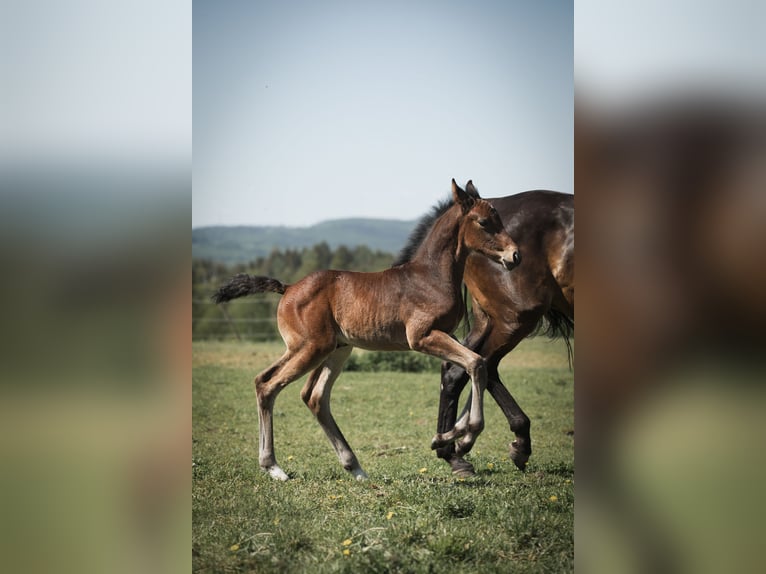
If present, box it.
[193,338,574,573]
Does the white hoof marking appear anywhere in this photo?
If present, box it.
[265,466,289,481]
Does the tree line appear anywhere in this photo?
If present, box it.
[193,242,395,341]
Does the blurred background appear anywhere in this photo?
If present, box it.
[576,1,766,572]
[0,1,189,573]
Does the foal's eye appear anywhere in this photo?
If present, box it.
[477,218,489,228]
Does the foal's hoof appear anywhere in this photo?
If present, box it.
[351,468,369,481]
[263,465,289,481]
[509,441,531,471]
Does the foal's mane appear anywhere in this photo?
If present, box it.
[392,197,454,267]
[392,195,471,334]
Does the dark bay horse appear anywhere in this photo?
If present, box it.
[394,182,574,476]
[212,180,520,481]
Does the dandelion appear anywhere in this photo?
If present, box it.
[386,511,395,520]
[229,544,239,551]
[418,467,428,474]
[343,549,351,556]
[342,538,352,547]
[486,462,495,470]
[287,455,294,461]
[549,495,558,502]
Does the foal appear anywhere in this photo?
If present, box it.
[213,180,520,481]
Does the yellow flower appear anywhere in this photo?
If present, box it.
[287,455,294,461]
[343,549,351,556]
[549,495,558,502]
[229,544,239,551]
[486,462,495,470]
[386,511,395,520]
[418,467,427,473]
[342,538,352,546]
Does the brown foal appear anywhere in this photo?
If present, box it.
[213,180,520,481]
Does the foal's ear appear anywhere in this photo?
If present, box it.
[465,180,481,198]
[452,178,475,213]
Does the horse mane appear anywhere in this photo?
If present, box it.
[392,196,454,266]
[392,195,471,335]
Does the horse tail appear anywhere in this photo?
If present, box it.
[537,309,574,369]
[212,273,287,303]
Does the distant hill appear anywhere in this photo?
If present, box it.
[192,218,417,264]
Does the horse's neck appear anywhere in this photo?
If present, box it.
[410,209,467,283]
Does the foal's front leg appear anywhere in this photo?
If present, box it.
[410,330,487,452]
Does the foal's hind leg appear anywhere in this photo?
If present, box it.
[300,346,368,480]
[256,345,330,481]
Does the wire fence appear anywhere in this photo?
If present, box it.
[193,297,281,341]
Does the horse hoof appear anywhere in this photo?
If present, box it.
[351,468,369,481]
[509,441,531,471]
[264,465,289,481]
[450,458,476,478]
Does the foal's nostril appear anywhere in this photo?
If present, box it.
[512,250,521,265]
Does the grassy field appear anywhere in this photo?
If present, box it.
[193,338,574,573]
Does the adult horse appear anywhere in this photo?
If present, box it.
[212,180,520,481]
[394,182,574,476]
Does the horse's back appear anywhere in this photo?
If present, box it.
[488,191,573,241]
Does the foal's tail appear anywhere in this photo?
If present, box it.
[211,273,287,303]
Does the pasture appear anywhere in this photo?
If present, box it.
[192,337,573,573]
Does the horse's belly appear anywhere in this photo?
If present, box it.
[336,322,410,351]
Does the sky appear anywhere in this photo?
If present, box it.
[193,0,573,227]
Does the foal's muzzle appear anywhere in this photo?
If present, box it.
[501,249,521,270]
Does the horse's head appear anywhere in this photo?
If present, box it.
[453,179,521,270]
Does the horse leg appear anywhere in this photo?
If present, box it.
[438,322,538,474]
[411,330,488,452]
[434,311,491,475]
[255,345,329,481]
[435,363,476,475]
[480,322,541,469]
[486,370,532,470]
[300,346,368,480]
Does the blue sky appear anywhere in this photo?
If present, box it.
[193,0,573,227]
